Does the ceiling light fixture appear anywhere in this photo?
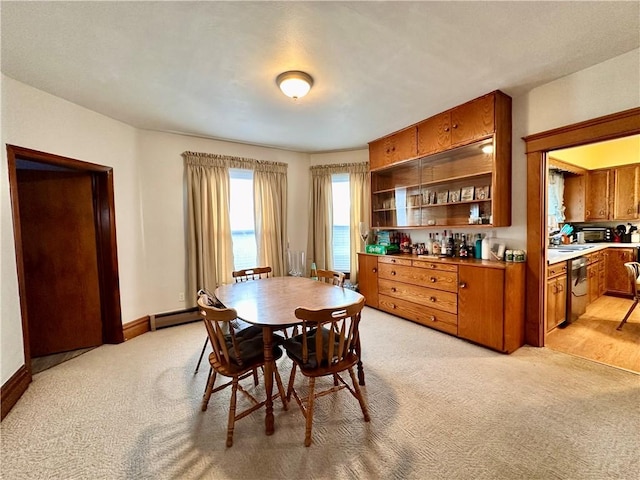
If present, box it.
[276,71,313,99]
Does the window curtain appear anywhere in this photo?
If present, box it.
[184,151,288,301]
[254,162,288,276]
[548,169,565,232]
[307,162,370,280]
[184,153,235,300]
[307,167,334,271]
[348,163,370,284]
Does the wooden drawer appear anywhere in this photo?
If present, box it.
[411,259,458,272]
[378,263,458,293]
[547,262,568,278]
[379,256,412,266]
[379,278,457,314]
[378,294,458,335]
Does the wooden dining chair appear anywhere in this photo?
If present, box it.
[316,269,345,287]
[197,295,287,447]
[282,296,369,446]
[232,266,272,283]
[193,289,259,385]
[617,262,640,331]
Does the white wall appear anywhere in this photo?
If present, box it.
[1,75,144,384]
[137,130,310,313]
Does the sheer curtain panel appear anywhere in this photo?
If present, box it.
[254,162,288,276]
[348,164,370,284]
[184,153,235,301]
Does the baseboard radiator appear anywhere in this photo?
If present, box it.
[150,307,200,331]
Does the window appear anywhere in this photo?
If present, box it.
[229,169,257,270]
[332,173,350,272]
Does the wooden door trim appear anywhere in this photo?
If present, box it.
[3,145,123,418]
[523,107,640,347]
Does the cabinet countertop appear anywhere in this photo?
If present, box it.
[547,242,640,265]
[358,252,523,269]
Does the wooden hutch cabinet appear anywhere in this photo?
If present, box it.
[369,91,512,229]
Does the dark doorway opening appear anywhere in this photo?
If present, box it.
[6,145,124,379]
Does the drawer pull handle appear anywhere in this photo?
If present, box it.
[429,316,436,322]
[452,123,458,129]
[430,264,437,269]
[391,259,396,263]
[391,287,397,292]
[391,303,397,309]
[459,282,467,288]
[429,296,436,302]
[372,268,377,273]
[391,270,396,276]
[430,277,437,283]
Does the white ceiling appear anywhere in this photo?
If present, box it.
[2,1,638,153]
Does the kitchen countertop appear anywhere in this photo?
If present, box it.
[547,242,640,265]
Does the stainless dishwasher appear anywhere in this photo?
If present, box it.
[568,256,588,324]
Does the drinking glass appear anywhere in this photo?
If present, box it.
[358,222,369,250]
[287,250,305,277]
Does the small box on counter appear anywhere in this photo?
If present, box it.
[365,244,400,255]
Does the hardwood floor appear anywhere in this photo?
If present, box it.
[546,295,640,373]
[31,347,95,374]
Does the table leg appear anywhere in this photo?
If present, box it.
[262,327,275,435]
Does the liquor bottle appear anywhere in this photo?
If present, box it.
[459,234,469,258]
[454,233,461,257]
[432,233,441,256]
[310,262,318,281]
[446,231,455,257]
[426,233,433,255]
[467,234,475,258]
[475,234,483,259]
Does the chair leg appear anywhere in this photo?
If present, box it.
[304,377,316,447]
[226,378,238,447]
[348,367,371,422]
[253,368,259,386]
[286,363,297,402]
[274,364,288,411]
[617,299,638,330]
[201,370,216,412]
[194,336,209,374]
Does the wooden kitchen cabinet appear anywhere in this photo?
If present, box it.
[357,253,379,308]
[613,164,639,220]
[458,263,525,353]
[586,169,611,221]
[605,248,636,296]
[369,127,417,171]
[546,262,568,332]
[563,174,586,222]
[371,90,512,229]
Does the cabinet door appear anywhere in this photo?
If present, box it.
[546,274,567,332]
[587,264,599,305]
[458,265,504,351]
[417,111,451,156]
[586,169,611,220]
[369,127,417,170]
[563,174,586,222]
[613,164,639,220]
[598,259,606,298]
[357,254,379,308]
[450,94,495,147]
[605,248,635,296]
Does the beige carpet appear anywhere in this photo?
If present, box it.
[2,307,638,479]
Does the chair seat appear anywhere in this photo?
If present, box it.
[282,327,341,369]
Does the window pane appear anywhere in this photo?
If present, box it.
[332,173,350,272]
[229,169,257,271]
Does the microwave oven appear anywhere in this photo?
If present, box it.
[581,227,612,243]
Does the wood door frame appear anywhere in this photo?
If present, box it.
[523,108,640,346]
[6,145,124,375]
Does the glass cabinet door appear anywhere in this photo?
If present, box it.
[371,137,496,228]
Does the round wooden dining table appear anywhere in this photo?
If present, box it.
[216,276,365,436]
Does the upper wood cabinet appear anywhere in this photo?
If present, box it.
[585,169,611,221]
[369,127,417,170]
[417,92,503,157]
[613,164,639,220]
[369,91,512,228]
[563,174,586,222]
